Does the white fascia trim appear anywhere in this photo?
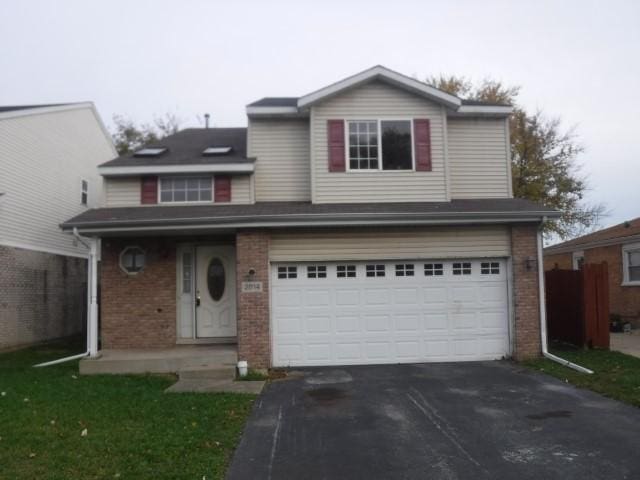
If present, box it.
[0,102,94,121]
[0,240,89,259]
[245,106,300,115]
[69,215,547,235]
[298,65,462,109]
[99,163,255,176]
[448,105,513,117]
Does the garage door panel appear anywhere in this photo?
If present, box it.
[272,259,510,366]
[306,316,331,334]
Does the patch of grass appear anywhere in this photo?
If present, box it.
[237,369,269,381]
[0,341,256,479]
[524,346,640,408]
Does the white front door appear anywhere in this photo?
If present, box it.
[195,245,237,338]
[271,259,510,367]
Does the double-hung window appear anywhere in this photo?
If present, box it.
[347,120,413,171]
[623,243,640,285]
[160,177,212,203]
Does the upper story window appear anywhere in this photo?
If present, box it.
[347,120,413,171]
[81,180,88,205]
[159,177,212,203]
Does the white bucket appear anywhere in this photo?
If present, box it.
[237,360,248,377]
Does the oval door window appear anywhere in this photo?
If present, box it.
[207,258,225,301]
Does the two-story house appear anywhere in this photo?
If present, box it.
[0,103,116,350]
[62,66,559,369]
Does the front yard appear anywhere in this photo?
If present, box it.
[0,341,256,479]
[525,345,640,408]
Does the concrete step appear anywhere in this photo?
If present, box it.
[80,348,238,375]
[178,366,237,381]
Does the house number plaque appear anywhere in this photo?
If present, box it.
[241,281,263,293]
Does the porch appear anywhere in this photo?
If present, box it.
[79,344,238,375]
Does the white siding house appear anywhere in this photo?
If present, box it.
[0,103,116,349]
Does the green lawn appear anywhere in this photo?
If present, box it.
[0,341,256,480]
[524,346,640,408]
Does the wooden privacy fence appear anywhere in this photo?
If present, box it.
[545,262,610,349]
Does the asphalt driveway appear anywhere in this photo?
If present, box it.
[227,362,640,479]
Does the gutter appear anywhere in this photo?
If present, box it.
[34,229,100,367]
[61,209,561,232]
[536,219,593,374]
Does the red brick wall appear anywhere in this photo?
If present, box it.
[544,252,573,271]
[511,224,542,360]
[235,230,271,368]
[584,245,640,326]
[101,238,177,348]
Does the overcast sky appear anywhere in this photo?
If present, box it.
[1,0,638,230]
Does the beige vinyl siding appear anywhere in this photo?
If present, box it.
[269,226,510,262]
[448,118,511,198]
[0,106,115,256]
[248,119,310,201]
[104,175,252,207]
[311,81,447,203]
[230,175,252,204]
[105,177,140,206]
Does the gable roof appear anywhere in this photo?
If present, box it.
[0,103,71,113]
[545,217,640,254]
[98,128,254,176]
[246,66,513,117]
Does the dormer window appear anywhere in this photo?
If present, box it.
[134,147,167,157]
[203,146,232,155]
[347,120,413,171]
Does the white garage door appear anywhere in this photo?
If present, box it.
[271,259,510,367]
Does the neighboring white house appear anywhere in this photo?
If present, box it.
[0,103,116,349]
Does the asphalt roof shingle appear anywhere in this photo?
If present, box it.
[62,198,558,230]
[546,217,640,252]
[100,128,251,167]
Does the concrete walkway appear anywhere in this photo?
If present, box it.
[611,331,640,357]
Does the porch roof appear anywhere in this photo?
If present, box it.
[61,199,559,235]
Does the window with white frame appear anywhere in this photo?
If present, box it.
[481,262,500,275]
[81,180,88,205]
[366,264,385,277]
[395,264,414,277]
[347,120,413,171]
[572,251,585,270]
[159,177,212,203]
[337,265,356,278]
[424,263,444,276]
[307,265,327,279]
[452,262,472,275]
[120,246,145,275]
[623,244,640,285]
[277,266,297,279]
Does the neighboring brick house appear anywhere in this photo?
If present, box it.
[545,217,640,327]
[0,103,117,350]
[62,66,559,368]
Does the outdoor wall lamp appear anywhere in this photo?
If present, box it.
[525,256,535,271]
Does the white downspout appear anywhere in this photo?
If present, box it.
[34,230,100,367]
[537,220,593,374]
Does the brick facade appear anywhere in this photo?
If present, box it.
[0,245,86,350]
[511,224,542,360]
[544,251,573,271]
[235,230,271,368]
[100,238,177,348]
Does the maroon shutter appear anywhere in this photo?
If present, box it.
[214,175,231,202]
[327,120,346,172]
[140,176,158,204]
[414,119,432,171]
